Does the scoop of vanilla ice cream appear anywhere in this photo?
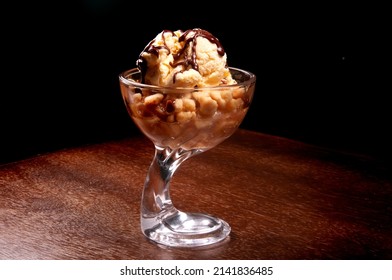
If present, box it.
[136,28,236,87]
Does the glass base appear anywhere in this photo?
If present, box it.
[142,211,231,247]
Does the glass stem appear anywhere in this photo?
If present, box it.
[141,146,197,223]
[139,145,231,247]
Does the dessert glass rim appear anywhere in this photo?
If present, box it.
[119,66,256,91]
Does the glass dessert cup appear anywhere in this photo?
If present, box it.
[119,67,256,247]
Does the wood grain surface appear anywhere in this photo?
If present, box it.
[1,129,391,260]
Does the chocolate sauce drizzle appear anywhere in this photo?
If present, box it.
[136,28,226,84]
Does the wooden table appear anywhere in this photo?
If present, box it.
[1,129,391,260]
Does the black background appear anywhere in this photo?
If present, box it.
[1,1,390,164]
